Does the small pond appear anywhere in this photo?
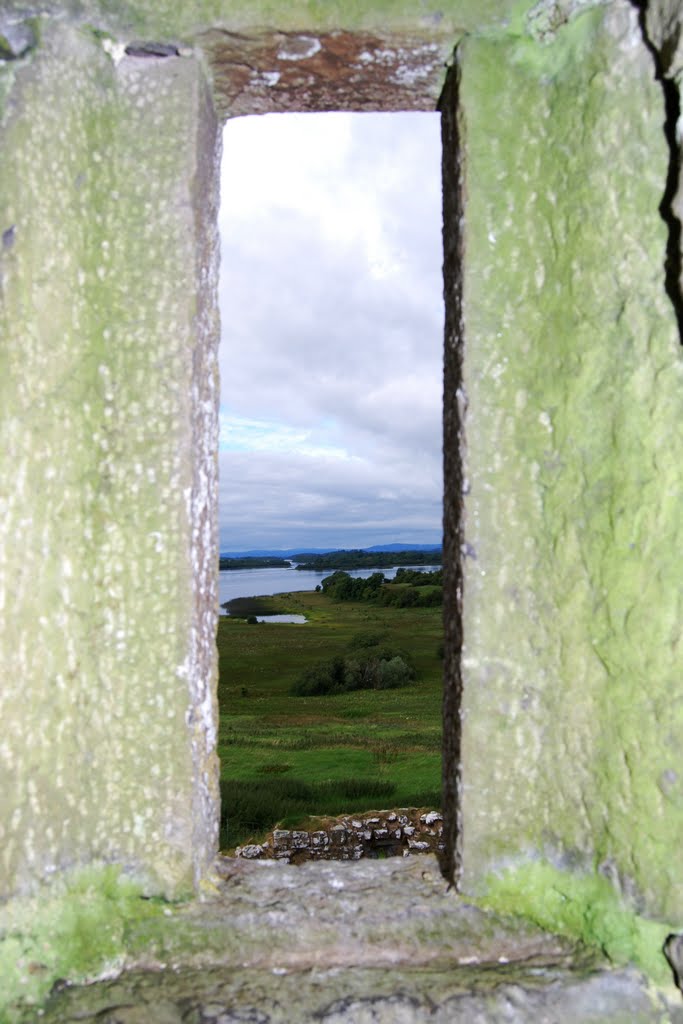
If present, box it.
[254,614,307,624]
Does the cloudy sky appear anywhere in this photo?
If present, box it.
[218,111,443,553]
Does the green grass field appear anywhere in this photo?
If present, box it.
[216,590,443,849]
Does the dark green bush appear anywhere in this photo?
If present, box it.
[291,655,348,696]
[291,651,414,697]
[348,630,386,649]
[378,656,413,689]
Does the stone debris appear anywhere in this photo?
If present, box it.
[234,808,444,864]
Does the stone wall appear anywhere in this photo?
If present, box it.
[235,809,444,863]
[0,0,683,968]
[450,1,683,922]
[0,18,221,899]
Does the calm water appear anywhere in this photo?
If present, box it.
[253,614,308,624]
[218,564,439,613]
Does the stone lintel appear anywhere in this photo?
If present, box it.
[200,29,451,120]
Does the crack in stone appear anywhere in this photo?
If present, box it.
[437,55,466,891]
[125,42,181,58]
[631,1,683,343]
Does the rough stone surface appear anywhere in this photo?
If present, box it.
[234,809,444,863]
[0,20,220,899]
[0,2,589,48]
[645,0,683,77]
[201,29,448,121]
[22,858,682,1024]
[2,0,683,1018]
[0,19,36,60]
[35,963,678,1023]
[454,1,683,920]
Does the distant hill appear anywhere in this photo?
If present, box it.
[219,542,442,560]
[220,547,330,559]
[363,544,441,553]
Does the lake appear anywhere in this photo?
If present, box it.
[218,564,440,613]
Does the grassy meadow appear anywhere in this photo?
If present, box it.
[216,589,443,849]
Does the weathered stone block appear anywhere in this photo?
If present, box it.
[455,1,683,920]
[2,4,683,1015]
[0,18,220,899]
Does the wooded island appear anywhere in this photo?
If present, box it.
[293,549,442,570]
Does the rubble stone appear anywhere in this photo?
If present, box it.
[235,809,444,864]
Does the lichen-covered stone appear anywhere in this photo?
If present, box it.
[2,0,683,1017]
[6,857,683,1022]
[36,963,677,1023]
[0,18,37,60]
[201,29,450,121]
[0,1,603,42]
[0,19,220,900]
[0,1,619,121]
[644,0,683,77]
[455,1,683,920]
[19,858,681,1024]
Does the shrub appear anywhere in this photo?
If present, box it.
[348,630,385,649]
[291,650,414,697]
[291,655,348,696]
[378,656,413,689]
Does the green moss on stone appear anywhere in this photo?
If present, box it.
[0,17,218,903]
[457,2,683,921]
[479,862,674,988]
[0,0,609,45]
[0,866,168,1022]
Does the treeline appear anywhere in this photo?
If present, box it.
[219,556,291,570]
[293,548,441,570]
[321,568,443,608]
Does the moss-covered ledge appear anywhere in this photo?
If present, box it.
[2,857,681,1022]
[2,2,683,1020]
[0,1,619,120]
[0,1,612,43]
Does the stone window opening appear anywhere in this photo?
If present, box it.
[6,5,683,1017]
[215,105,457,872]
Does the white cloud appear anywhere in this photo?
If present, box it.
[218,111,443,551]
[218,448,441,551]
[219,411,351,461]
